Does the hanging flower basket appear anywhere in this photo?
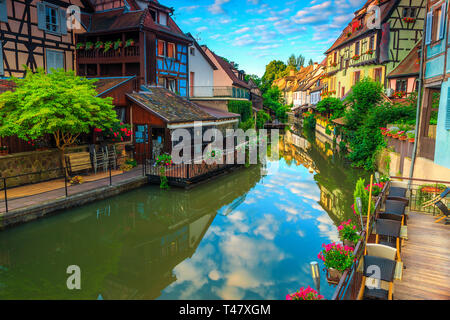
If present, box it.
[114,39,123,50]
[104,41,113,53]
[409,138,415,143]
[352,55,360,61]
[76,43,85,50]
[326,268,344,285]
[366,49,374,55]
[403,17,416,23]
[85,42,94,50]
[318,242,354,285]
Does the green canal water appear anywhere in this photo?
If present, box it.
[0,130,368,300]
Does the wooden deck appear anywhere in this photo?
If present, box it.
[395,211,450,300]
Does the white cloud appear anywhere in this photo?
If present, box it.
[208,0,231,15]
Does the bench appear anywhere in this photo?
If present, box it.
[65,152,92,175]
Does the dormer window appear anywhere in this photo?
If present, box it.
[403,7,416,18]
[159,12,167,26]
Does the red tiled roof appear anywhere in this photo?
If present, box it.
[325,0,396,54]
[388,41,421,78]
[88,8,145,33]
[204,47,250,89]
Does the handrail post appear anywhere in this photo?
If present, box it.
[3,178,8,213]
[64,169,68,197]
[109,162,112,186]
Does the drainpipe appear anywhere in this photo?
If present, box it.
[408,13,428,189]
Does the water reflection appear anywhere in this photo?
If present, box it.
[0,131,367,300]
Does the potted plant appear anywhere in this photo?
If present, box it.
[380,127,388,136]
[70,175,83,185]
[120,163,133,172]
[346,32,352,38]
[352,54,360,61]
[366,49,374,55]
[286,286,324,300]
[85,42,94,50]
[156,154,173,190]
[338,219,361,248]
[114,39,123,50]
[95,41,104,50]
[366,182,384,203]
[76,42,85,50]
[407,131,415,143]
[125,38,135,47]
[390,128,399,138]
[104,41,113,53]
[352,178,374,229]
[318,242,354,284]
[398,131,407,141]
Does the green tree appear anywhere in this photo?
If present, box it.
[275,105,291,123]
[262,86,284,112]
[316,97,345,120]
[256,110,271,129]
[0,68,119,170]
[261,60,287,93]
[245,74,262,87]
[308,59,314,66]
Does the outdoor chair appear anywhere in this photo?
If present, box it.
[373,219,402,262]
[357,244,399,300]
[379,199,408,226]
[422,187,450,208]
[433,200,450,224]
[90,145,108,174]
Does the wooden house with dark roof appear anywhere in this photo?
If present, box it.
[76,0,191,96]
[324,0,426,100]
[126,86,239,160]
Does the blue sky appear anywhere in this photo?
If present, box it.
[169,0,367,76]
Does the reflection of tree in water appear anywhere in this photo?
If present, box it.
[282,127,368,225]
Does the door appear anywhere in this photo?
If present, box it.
[134,124,149,163]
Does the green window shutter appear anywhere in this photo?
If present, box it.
[439,3,447,40]
[446,87,450,130]
[59,8,67,34]
[37,2,46,30]
[0,42,4,76]
[0,0,8,22]
[425,11,433,45]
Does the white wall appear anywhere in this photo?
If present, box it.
[188,45,215,97]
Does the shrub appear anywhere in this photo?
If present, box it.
[256,110,271,129]
[353,178,373,217]
[228,100,252,122]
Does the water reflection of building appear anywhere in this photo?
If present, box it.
[282,131,318,174]
[99,165,263,300]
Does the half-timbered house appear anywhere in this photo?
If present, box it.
[324,0,426,99]
[0,0,94,77]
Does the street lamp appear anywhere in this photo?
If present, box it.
[310,261,320,294]
[356,196,364,231]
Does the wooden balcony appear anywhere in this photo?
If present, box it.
[77,45,140,64]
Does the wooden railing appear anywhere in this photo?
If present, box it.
[331,183,388,300]
[77,45,140,60]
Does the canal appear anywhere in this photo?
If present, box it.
[0,129,368,300]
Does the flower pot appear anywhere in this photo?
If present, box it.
[343,239,356,248]
[326,268,345,285]
[399,136,407,141]
[409,138,415,143]
[392,134,399,139]
[387,133,392,137]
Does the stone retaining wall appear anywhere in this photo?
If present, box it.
[0,142,130,188]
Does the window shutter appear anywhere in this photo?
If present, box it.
[425,10,433,45]
[59,8,67,34]
[446,87,450,130]
[0,0,8,22]
[0,42,4,75]
[439,3,447,40]
[37,2,46,30]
